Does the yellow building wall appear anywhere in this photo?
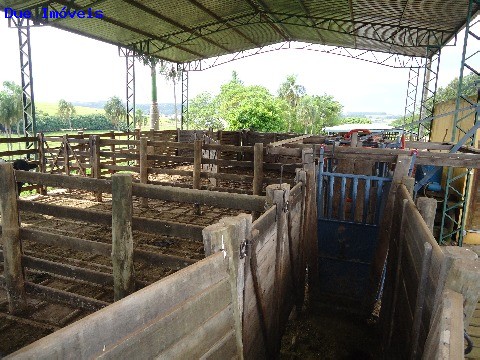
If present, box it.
[431,97,479,232]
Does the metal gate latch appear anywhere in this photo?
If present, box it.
[240,240,251,259]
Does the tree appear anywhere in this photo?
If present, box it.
[218,80,285,132]
[277,74,306,132]
[340,117,372,124]
[135,109,147,128]
[140,56,160,130]
[57,99,76,129]
[159,62,182,129]
[104,96,126,130]
[295,94,343,134]
[188,92,223,130]
[0,81,22,150]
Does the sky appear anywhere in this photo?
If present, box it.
[0,11,473,115]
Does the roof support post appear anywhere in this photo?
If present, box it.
[440,0,479,246]
[181,68,188,130]
[119,47,136,136]
[12,18,36,156]
[417,46,441,141]
[402,65,421,140]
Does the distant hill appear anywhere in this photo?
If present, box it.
[72,101,176,115]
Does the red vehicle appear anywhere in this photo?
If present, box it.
[343,129,372,139]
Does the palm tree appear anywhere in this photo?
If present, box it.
[277,75,306,132]
[104,96,126,131]
[0,81,22,150]
[57,99,76,129]
[140,56,160,130]
[159,62,182,129]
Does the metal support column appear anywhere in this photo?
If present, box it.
[124,48,136,137]
[402,66,421,140]
[12,18,36,152]
[181,68,189,130]
[440,0,479,245]
[417,47,441,141]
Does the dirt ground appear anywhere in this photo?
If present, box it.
[0,164,295,356]
[280,299,381,360]
[0,187,248,356]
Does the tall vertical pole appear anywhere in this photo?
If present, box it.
[13,18,36,154]
[124,48,136,137]
[402,66,421,140]
[181,68,189,130]
[417,46,441,142]
[440,0,479,245]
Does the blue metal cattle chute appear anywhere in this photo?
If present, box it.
[317,148,392,303]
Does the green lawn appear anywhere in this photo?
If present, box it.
[36,102,104,116]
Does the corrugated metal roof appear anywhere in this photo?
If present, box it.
[1,0,478,63]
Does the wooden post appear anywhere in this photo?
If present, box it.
[0,163,27,314]
[369,154,413,310]
[441,248,480,328]
[301,148,319,289]
[111,173,135,301]
[202,214,250,357]
[92,135,102,202]
[110,130,116,174]
[416,197,437,233]
[139,137,148,207]
[193,139,202,190]
[266,183,291,355]
[63,135,70,177]
[37,133,47,195]
[217,130,223,187]
[350,132,358,148]
[253,143,264,196]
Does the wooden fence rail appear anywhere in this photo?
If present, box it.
[380,182,480,358]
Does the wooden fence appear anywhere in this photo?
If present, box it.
[4,164,315,359]
[380,183,480,358]
[7,252,241,359]
[1,130,302,196]
[1,164,267,315]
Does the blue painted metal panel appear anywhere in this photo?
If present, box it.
[316,146,392,302]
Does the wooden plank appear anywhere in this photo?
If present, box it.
[18,200,204,240]
[99,280,233,359]
[15,170,112,193]
[268,134,312,147]
[200,330,237,359]
[22,254,114,286]
[24,282,108,312]
[0,163,27,314]
[131,183,266,211]
[10,253,229,359]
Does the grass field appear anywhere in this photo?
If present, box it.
[36,102,105,116]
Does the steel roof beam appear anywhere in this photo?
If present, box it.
[184,0,260,47]
[296,0,325,43]
[11,0,205,59]
[120,0,231,53]
[243,0,291,41]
